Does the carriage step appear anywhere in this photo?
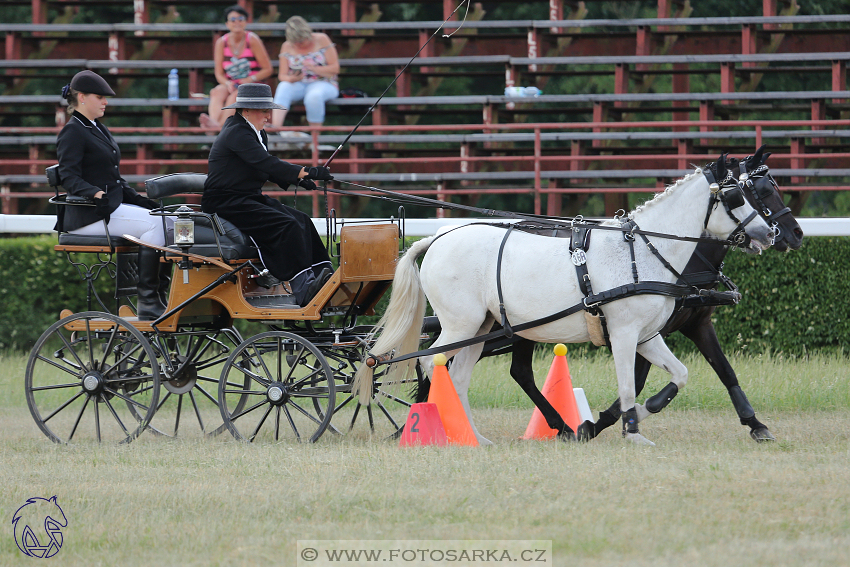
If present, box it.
[244,295,301,309]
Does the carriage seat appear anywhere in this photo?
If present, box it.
[145,172,258,261]
[47,165,136,250]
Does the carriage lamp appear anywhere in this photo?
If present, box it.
[173,206,195,284]
[173,206,195,246]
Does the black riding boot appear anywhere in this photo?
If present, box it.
[137,247,167,321]
[158,262,172,308]
[290,266,333,307]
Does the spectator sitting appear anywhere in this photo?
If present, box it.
[200,4,273,131]
[271,16,340,131]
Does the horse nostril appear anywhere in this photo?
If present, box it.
[794,228,804,239]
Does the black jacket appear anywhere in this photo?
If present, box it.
[202,114,303,198]
[54,111,154,232]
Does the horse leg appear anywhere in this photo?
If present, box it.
[608,329,655,446]
[633,335,689,424]
[421,315,495,445]
[678,314,775,442]
[590,353,653,438]
[510,339,577,441]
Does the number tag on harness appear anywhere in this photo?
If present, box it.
[571,249,587,266]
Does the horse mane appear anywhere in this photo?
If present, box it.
[627,167,704,220]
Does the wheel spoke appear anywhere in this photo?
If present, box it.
[282,345,306,383]
[174,394,183,435]
[250,342,275,383]
[334,394,355,414]
[223,388,266,396]
[282,404,300,441]
[42,390,86,423]
[155,391,173,413]
[67,394,91,442]
[103,396,130,437]
[274,406,281,441]
[57,330,86,370]
[229,399,269,422]
[100,341,145,375]
[286,399,324,426]
[375,398,400,430]
[189,391,205,432]
[230,360,269,387]
[248,405,274,442]
[94,393,101,442]
[30,380,82,392]
[103,386,151,413]
[193,382,219,405]
[84,319,95,366]
[35,354,83,378]
[348,403,361,432]
[98,326,120,371]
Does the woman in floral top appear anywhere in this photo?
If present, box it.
[271,16,340,129]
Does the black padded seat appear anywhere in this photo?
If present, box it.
[169,214,258,261]
[57,233,136,248]
[146,172,258,260]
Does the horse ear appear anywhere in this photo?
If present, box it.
[717,153,727,179]
[762,151,772,164]
[753,145,766,164]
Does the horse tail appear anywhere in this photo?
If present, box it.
[353,236,435,405]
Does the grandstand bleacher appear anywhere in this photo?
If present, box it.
[2,3,849,220]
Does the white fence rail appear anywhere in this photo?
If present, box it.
[0,215,848,237]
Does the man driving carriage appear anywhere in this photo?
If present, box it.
[201,82,334,307]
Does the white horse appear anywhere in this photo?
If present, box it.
[355,165,775,445]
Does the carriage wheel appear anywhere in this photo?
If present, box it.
[128,328,248,438]
[218,331,335,443]
[25,312,160,444]
[321,344,427,440]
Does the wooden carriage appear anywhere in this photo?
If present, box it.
[26,171,422,445]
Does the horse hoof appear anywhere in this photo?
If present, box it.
[750,427,776,443]
[576,420,596,442]
[557,430,577,442]
[624,432,656,447]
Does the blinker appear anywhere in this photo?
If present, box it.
[723,187,746,209]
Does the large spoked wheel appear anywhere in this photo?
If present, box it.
[322,343,427,440]
[218,331,335,443]
[25,312,160,444]
[136,328,246,438]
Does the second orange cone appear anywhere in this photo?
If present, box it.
[427,354,478,446]
[522,344,582,440]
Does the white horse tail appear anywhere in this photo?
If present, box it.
[352,236,435,405]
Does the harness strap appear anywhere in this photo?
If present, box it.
[374,280,695,367]
[495,224,515,338]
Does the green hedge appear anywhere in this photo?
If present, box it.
[1,235,848,354]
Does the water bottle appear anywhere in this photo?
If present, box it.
[167,68,179,101]
[523,86,542,97]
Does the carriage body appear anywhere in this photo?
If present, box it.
[26,171,418,445]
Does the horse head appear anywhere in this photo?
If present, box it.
[703,154,775,254]
[736,146,804,252]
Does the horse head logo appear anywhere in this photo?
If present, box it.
[12,496,68,558]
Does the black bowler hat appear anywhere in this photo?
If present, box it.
[221,83,286,110]
[69,70,116,96]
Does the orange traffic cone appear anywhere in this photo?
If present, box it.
[399,403,448,447]
[522,344,582,440]
[427,354,479,446]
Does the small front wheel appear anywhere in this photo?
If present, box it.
[218,331,335,443]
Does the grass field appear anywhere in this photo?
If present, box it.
[2,348,849,566]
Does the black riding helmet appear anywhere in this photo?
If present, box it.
[68,70,116,97]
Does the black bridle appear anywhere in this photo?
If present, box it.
[738,162,791,246]
[702,168,761,247]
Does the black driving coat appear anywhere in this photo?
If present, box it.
[54,111,151,232]
[201,114,331,280]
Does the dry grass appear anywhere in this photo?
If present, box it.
[2,349,849,566]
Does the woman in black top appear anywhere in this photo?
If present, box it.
[201,83,333,307]
[56,70,168,320]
